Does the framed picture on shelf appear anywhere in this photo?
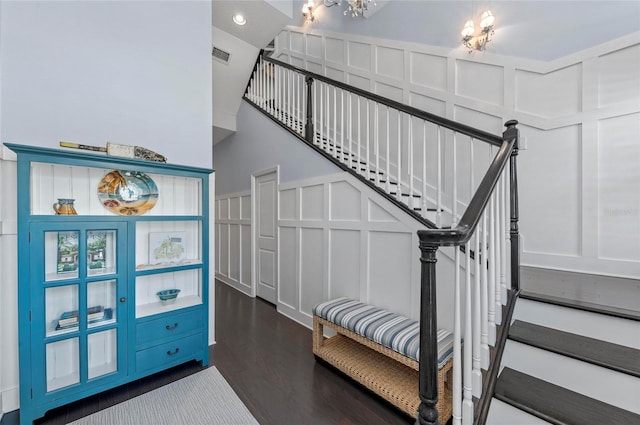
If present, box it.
[148,232,186,265]
[57,232,79,273]
[87,231,108,270]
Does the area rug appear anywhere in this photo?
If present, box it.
[67,367,259,425]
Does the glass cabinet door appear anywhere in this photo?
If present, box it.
[31,222,127,399]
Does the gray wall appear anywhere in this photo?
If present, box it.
[214,101,341,195]
[0,0,212,168]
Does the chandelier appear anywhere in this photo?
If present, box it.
[303,0,375,22]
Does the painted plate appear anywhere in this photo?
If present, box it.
[98,170,159,216]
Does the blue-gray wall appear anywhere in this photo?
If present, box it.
[214,101,341,195]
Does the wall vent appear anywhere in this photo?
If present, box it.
[212,46,231,64]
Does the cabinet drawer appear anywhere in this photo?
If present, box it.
[135,333,203,373]
[136,310,203,346]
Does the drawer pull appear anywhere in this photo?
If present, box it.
[166,348,180,356]
[165,323,179,331]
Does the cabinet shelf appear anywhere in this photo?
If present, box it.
[135,261,203,275]
[136,295,202,318]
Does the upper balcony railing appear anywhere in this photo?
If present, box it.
[244,51,521,425]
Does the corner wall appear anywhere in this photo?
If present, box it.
[0,1,212,414]
[274,26,640,280]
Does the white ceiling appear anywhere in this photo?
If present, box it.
[212,1,293,144]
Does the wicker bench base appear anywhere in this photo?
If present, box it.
[313,316,452,422]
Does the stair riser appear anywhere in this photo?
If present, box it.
[501,340,640,414]
[513,298,640,349]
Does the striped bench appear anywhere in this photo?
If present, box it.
[312,298,453,421]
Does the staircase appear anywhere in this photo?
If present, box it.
[487,291,640,425]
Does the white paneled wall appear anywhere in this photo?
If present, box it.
[0,147,19,413]
[274,27,640,279]
[215,191,253,296]
[214,172,458,330]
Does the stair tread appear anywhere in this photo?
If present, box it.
[509,320,640,377]
[520,291,640,322]
[495,367,640,425]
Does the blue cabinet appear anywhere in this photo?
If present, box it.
[6,143,212,425]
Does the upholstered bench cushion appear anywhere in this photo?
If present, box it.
[313,297,453,369]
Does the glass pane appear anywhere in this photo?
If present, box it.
[136,269,202,318]
[45,231,79,281]
[88,329,117,379]
[87,280,117,329]
[87,230,117,276]
[46,338,79,392]
[46,285,79,336]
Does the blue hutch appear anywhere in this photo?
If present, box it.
[6,143,212,425]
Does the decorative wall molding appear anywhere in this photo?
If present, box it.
[215,190,253,296]
[274,26,640,279]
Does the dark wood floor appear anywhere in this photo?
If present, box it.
[2,280,415,425]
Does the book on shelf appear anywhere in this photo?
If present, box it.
[56,306,105,327]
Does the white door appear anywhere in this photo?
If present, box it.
[255,171,277,304]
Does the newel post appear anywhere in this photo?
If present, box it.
[416,239,440,425]
[305,76,315,143]
[504,119,520,292]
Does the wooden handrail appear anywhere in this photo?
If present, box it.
[261,54,504,147]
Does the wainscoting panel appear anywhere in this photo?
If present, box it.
[455,60,504,106]
[299,227,325,316]
[597,113,640,262]
[376,45,404,81]
[278,226,298,310]
[325,37,345,66]
[329,180,361,221]
[215,191,253,295]
[367,231,413,315]
[347,40,372,72]
[274,27,640,278]
[328,229,361,300]
[307,34,323,59]
[597,44,640,108]
[515,64,582,118]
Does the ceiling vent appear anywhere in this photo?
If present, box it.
[212,46,231,64]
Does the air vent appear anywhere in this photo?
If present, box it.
[212,46,231,64]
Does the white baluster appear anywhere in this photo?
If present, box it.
[375,103,380,186]
[386,107,390,193]
[494,188,503,326]
[452,247,462,425]
[333,87,338,159]
[349,93,353,168]
[408,116,414,209]
[473,228,482,398]
[357,96,362,176]
[366,101,371,180]
[340,90,345,164]
[481,210,490,368]
[463,240,474,425]
[452,131,458,228]
[422,121,427,219]
[437,126,443,227]
[318,82,323,146]
[488,191,497,342]
[397,110,402,200]
[501,170,509,304]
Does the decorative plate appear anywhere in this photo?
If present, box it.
[98,170,159,216]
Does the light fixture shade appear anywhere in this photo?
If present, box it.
[302,4,309,13]
[461,20,475,37]
[480,10,494,29]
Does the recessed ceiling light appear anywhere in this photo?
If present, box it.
[232,14,246,26]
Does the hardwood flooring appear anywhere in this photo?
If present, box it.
[1,281,416,425]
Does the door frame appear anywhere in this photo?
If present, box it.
[251,166,279,300]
